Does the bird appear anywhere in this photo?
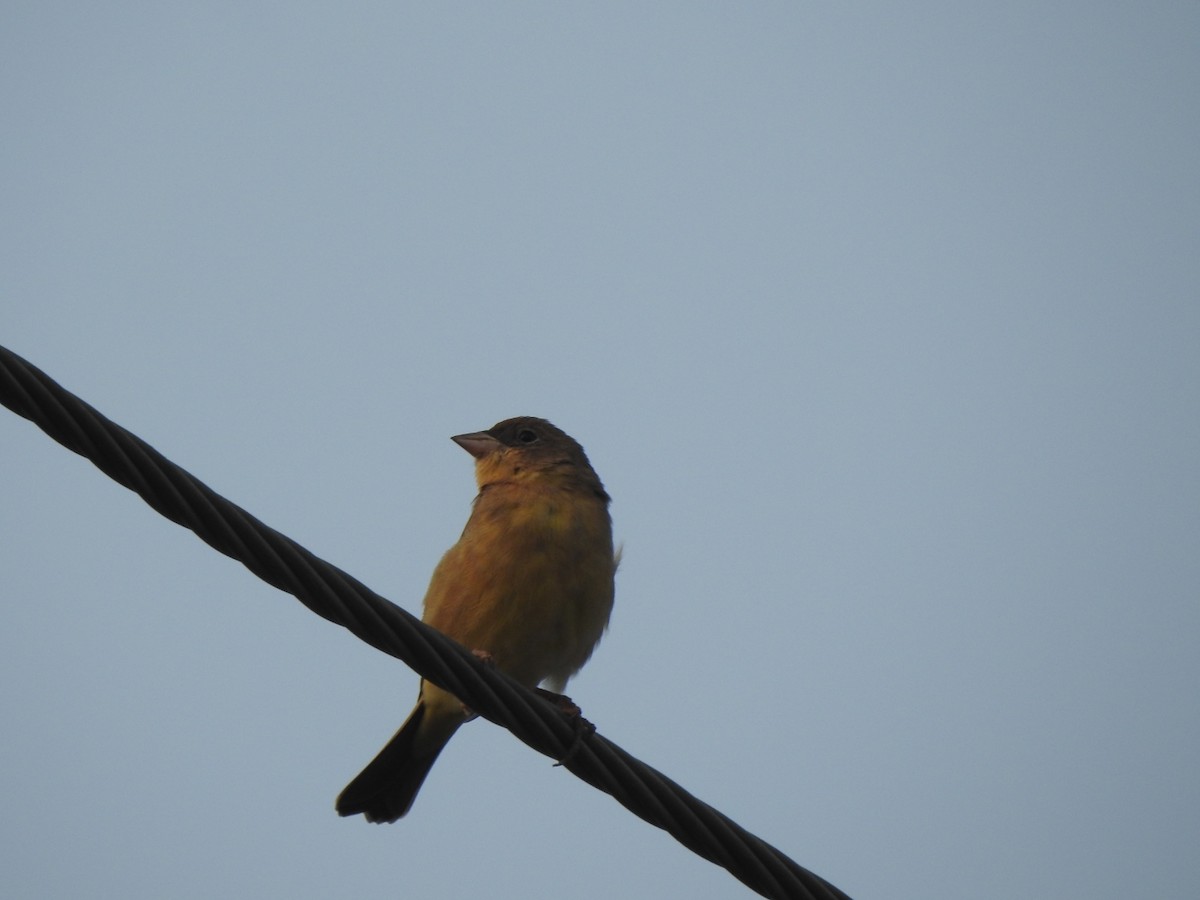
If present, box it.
[336,416,617,823]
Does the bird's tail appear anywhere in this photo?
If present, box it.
[336,696,462,823]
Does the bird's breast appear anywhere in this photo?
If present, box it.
[424,483,615,687]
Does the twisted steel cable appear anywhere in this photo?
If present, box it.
[0,344,850,900]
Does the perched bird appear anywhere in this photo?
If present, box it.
[336,417,617,823]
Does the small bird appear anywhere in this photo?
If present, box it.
[336,417,617,822]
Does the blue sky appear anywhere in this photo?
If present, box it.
[3,4,1198,898]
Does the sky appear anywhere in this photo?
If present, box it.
[2,3,1198,898]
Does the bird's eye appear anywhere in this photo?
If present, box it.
[516,428,538,444]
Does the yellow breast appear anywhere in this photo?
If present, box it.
[423,480,615,689]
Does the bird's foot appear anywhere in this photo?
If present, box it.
[458,649,499,719]
[537,689,596,767]
[535,688,582,718]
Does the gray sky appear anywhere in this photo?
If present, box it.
[3,4,1198,898]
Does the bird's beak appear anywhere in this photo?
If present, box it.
[452,431,503,459]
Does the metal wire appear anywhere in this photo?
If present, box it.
[0,344,851,900]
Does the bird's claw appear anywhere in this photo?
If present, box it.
[537,689,595,767]
[535,687,582,718]
[458,649,499,719]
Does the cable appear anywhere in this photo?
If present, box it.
[0,344,850,900]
